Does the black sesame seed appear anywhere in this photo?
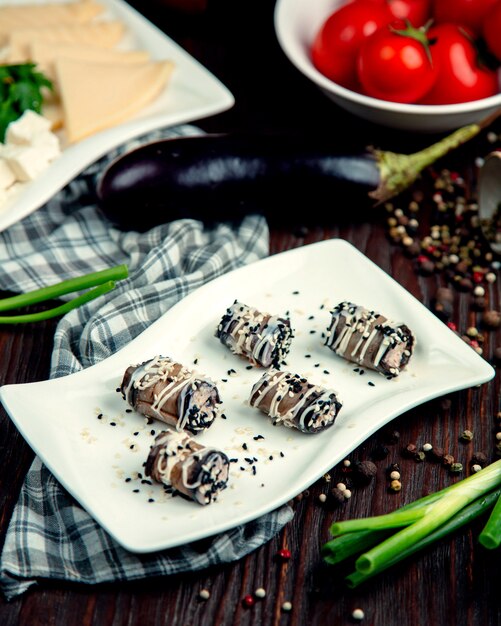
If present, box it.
[97,413,103,419]
[133,489,140,493]
[125,409,132,413]
[110,422,116,426]
[368,381,375,387]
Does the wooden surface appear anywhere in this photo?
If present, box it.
[0,2,500,624]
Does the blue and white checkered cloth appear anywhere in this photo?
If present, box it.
[0,126,293,601]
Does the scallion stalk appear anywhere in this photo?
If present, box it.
[345,488,500,588]
[479,491,501,550]
[0,264,128,323]
[322,460,501,585]
[0,281,117,323]
[0,264,128,312]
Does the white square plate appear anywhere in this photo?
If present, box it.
[0,0,234,232]
[0,240,494,552]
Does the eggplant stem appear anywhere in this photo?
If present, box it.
[370,107,501,203]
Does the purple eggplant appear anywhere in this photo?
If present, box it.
[96,120,495,231]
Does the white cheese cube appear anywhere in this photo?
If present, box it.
[6,110,52,145]
[30,131,61,161]
[2,144,51,182]
[0,157,16,190]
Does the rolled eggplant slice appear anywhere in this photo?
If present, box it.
[249,370,342,434]
[146,430,230,505]
[215,300,293,368]
[324,301,415,377]
[121,355,222,434]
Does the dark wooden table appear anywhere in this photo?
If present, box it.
[0,2,500,624]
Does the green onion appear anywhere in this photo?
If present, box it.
[346,488,501,588]
[479,491,501,550]
[322,460,501,585]
[0,264,128,323]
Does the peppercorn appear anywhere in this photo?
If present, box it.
[458,277,473,291]
[387,462,401,474]
[429,446,445,462]
[353,460,378,485]
[383,429,401,445]
[371,444,389,461]
[472,296,487,311]
[389,479,402,492]
[331,487,346,506]
[482,309,501,329]
[450,462,463,473]
[277,549,291,560]
[442,454,455,467]
[494,346,501,364]
[414,451,426,462]
[403,443,417,458]
[471,451,488,467]
[460,429,474,442]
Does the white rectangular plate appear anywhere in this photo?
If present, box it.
[0,0,234,232]
[0,240,494,553]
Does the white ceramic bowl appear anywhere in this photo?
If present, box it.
[274,0,501,133]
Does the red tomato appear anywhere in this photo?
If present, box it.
[433,0,499,35]
[356,21,436,102]
[483,2,501,62]
[311,1,391,91]
[420,23,498,104]
[367,0,432,26]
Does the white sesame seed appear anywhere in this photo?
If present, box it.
[343,489,352,499]
[318,493,327,503]
[336,482,347,491]
[352,608,365,620]
[199,589,210,600]
[390,471,400,480]
[496,432,501,441]
[486,272,497,283]
[473,286,485,297]
[255,587,266,598]
[282,601,292,612]
[343,459,351,467]
[472,464,482,473]
[422,443,433,452]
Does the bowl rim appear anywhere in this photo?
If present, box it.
[274,0,501,117]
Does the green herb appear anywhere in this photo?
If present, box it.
[322,460,501,586]
[0,63,53,141]
[0,264,128,324]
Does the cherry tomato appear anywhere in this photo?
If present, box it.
[357,20,436,103]
[483,2,501,62]
[367,0,432,26]
[420,23,498,104]
[311,1,391,91]
[433,0,499,36]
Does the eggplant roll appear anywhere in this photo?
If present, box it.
[249,370,342,434]
[324,301,415,377]
[215,300,293,368]
[121,356,222,434]
[146,430,230,505]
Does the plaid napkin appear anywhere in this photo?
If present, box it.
[0,125,294,601]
